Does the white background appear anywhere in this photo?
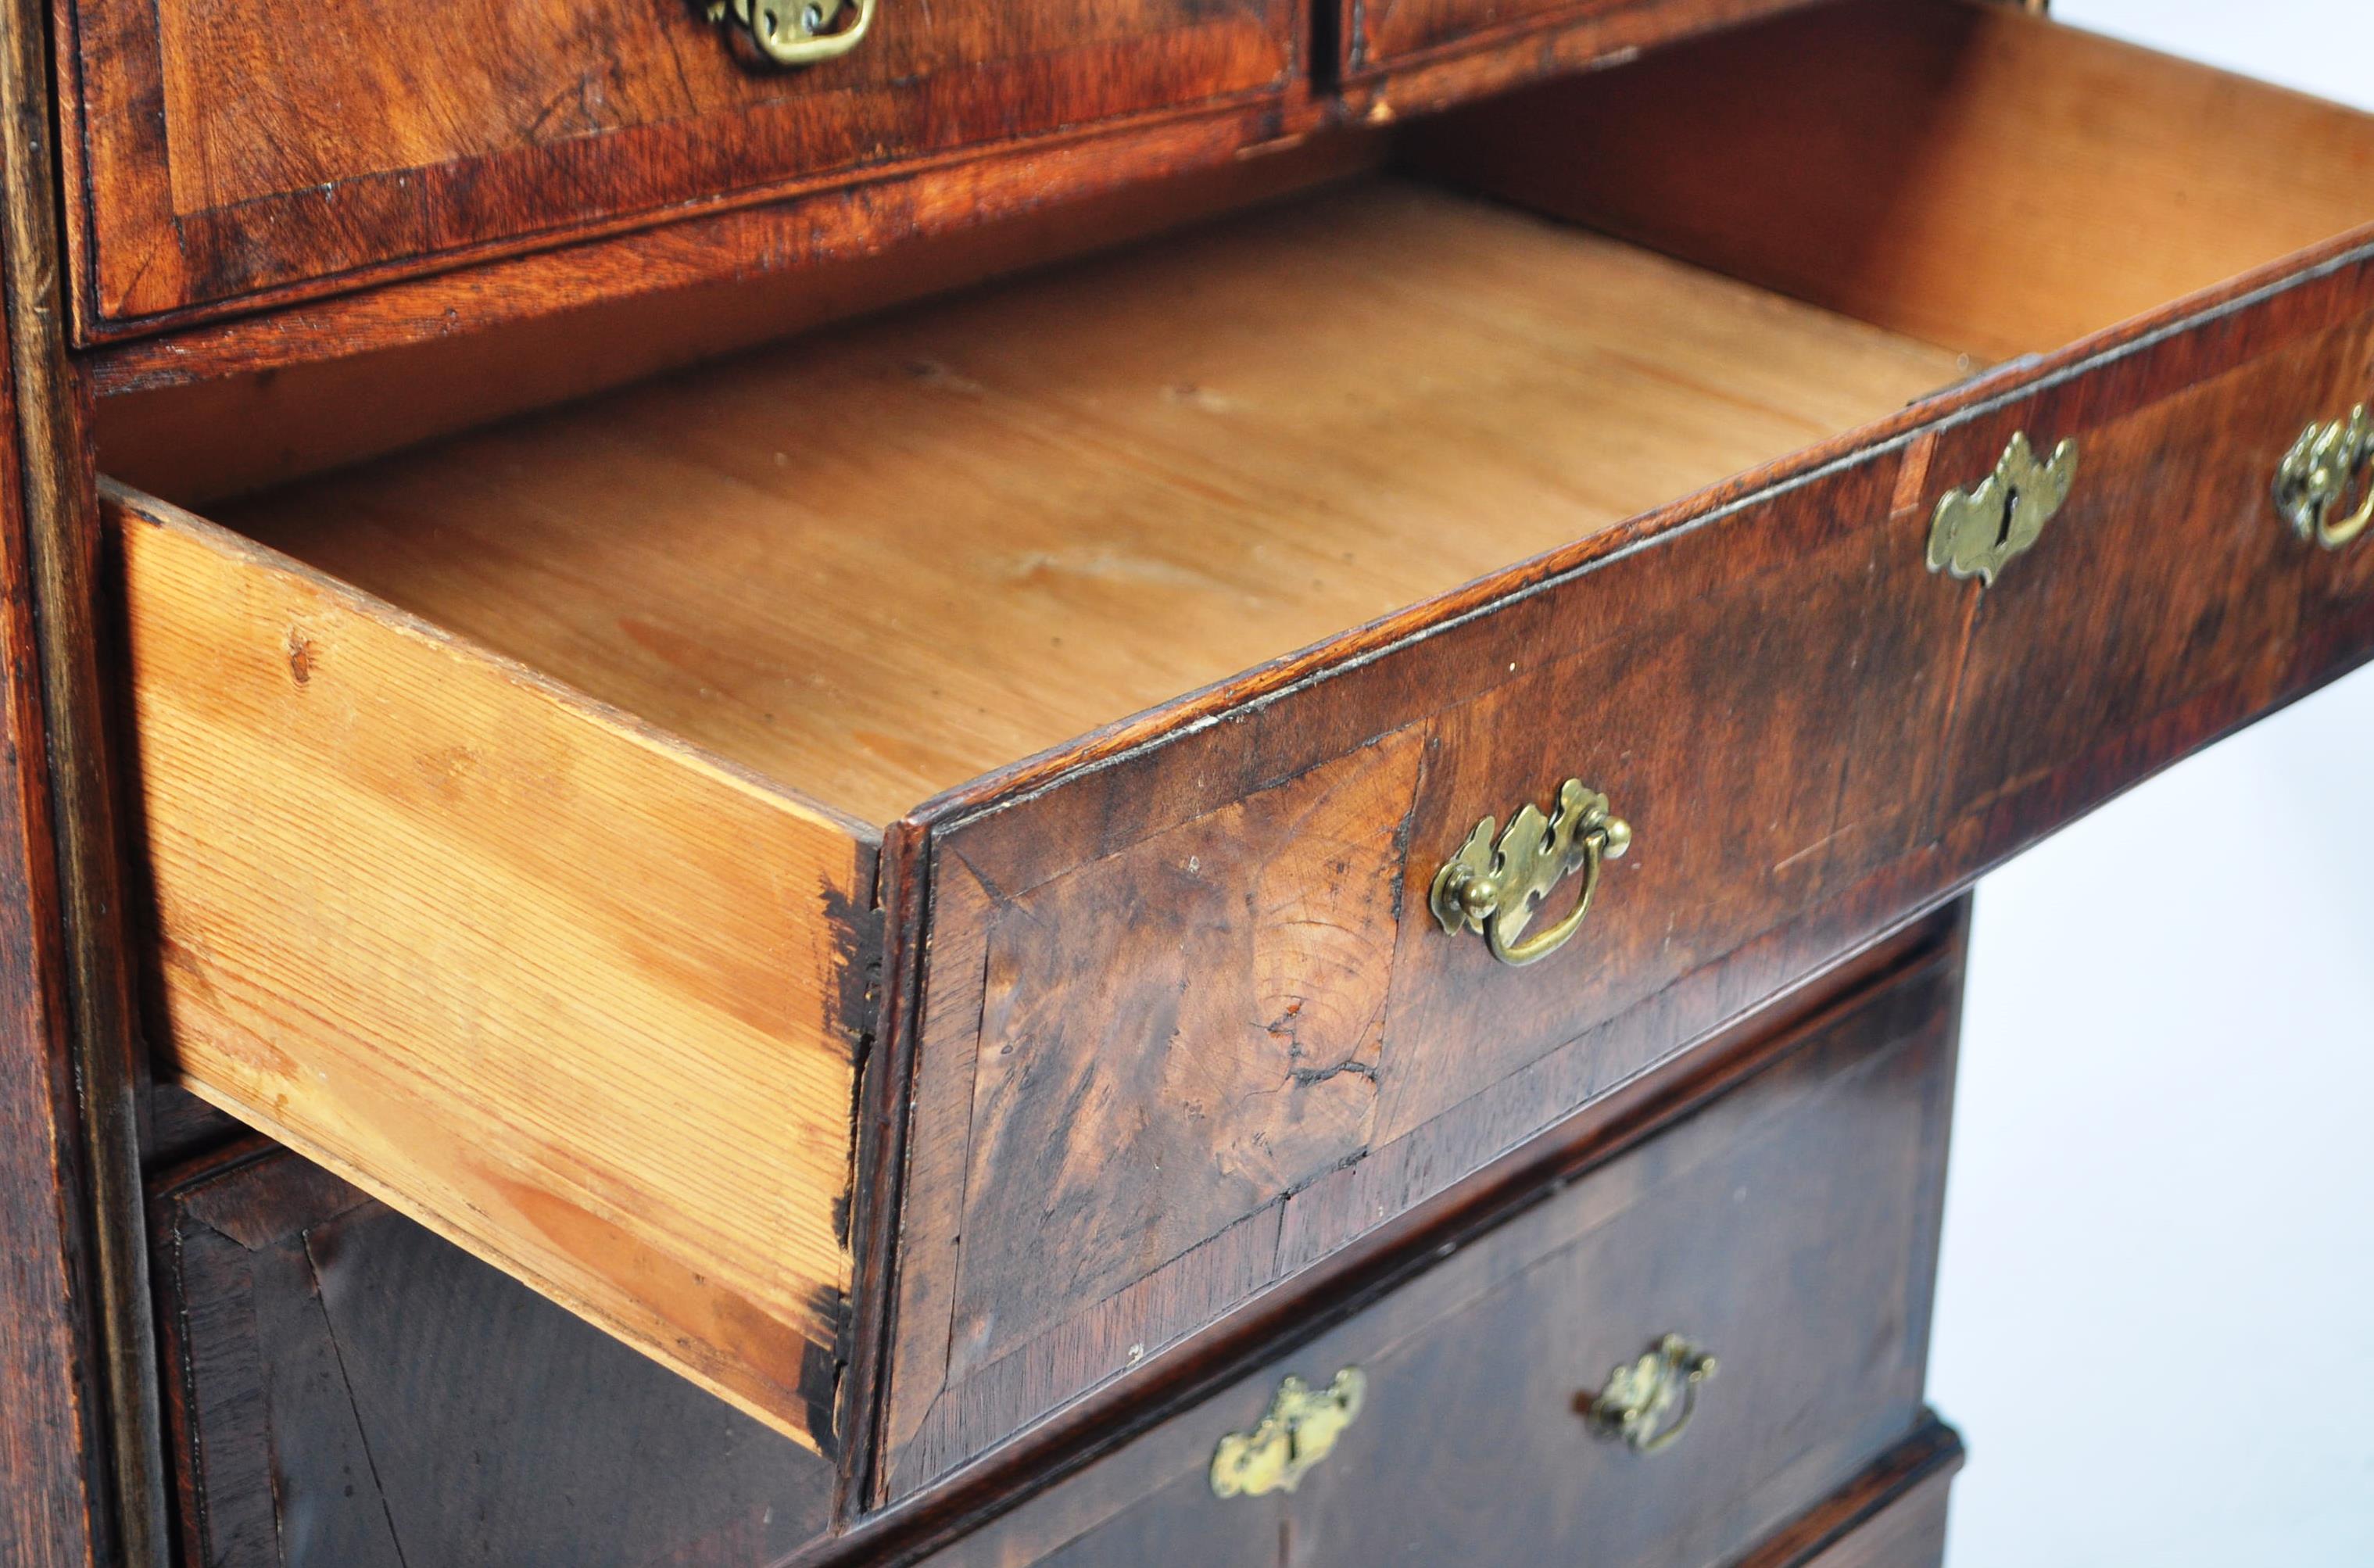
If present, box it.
[1931,5,2374,1561]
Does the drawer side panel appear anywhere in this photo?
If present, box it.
[113,488,875,1455]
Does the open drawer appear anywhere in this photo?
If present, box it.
[102,0,2374,1493]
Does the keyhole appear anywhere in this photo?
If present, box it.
[1995,485,2021,550]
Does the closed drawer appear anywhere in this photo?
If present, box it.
[103,0,2374,1484]
[1336,0,1822,106]
[920,937,1960,1567]
[149,1143,833,1567]
[60,0,1300,332]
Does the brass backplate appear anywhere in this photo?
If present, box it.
[1209,1368,1366,1498]
[1927,431,2080,585]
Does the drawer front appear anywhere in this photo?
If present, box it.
[151,1144,833,1567]
[63,0,1299,330]
[883,443,1970,1495]
[881,235,2374,1497]
[1338,0,1822,100]
[923,944,1960,1567]
[1934,307,2374,866]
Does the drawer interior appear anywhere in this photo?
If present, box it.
[95,0,2374,1455]
[167,181,1961,827]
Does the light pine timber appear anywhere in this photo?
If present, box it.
[1419,0,2374,363]
[112,487,874,1452]
[209,179,1968,825]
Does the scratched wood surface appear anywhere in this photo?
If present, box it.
[206,180,1962,827]
[881,396,1974,1498]
[112,489,876,1454]
[152,1144,834,1568]
[60,0,1298,330]
[918,949,1960,1567]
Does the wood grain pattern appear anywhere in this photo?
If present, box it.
[1934,310,2374,866]
[63,0,1296,329]
[1416,0,2374,361]
[1,0,170,1548]
[826,907,1964,1566]
[916,950,1960,1567]
[78,100,1360,394]
[881,443,1972,1493]
[152,1143,834,1568]
[92,133,1387,503]
[879,91,2374,1495]
[111,488,877,1453]
[204,181,1962,826]
[94,18,2374,1521]
[0,224,109,1568]
[1341,0,1821,91]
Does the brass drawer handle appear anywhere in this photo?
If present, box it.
[1430,779,1630,968]
[2275,406,2374,550]
[1584,1334,1717,1455]
[1926,431,2081,586]
[707,0,875,65]
[1209,1368,1366,1498]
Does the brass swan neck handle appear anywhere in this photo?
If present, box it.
[1430,779,1631,968]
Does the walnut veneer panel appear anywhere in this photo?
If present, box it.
[211,181,1964,826]
[113,493,875,1453]
[62,0,1298,329]
[919,944,1960,1566]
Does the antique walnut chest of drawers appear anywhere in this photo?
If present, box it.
[0,0,2369,1564]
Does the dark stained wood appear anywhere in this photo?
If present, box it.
[0,230,109,1568]
[60,0,1301,332]
[820,904,1964,1564]
[1932,312,2372,868]
[1735,1416,1962,1568]
[1337,0,1826,109]
[78,101,1364,394]
[152,1141,836,1568]
[908,943,1961,1567]
[2,0,170,1552]
[139,1085,243,1176]
[878,442,1972,1497]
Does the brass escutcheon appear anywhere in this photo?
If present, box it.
[1430,779,1630,968]
[2275,405,2374,550]
[1584,1334,1717,1455]
[706,0,875,66]
[1926,431,2081,585]
[1209,1368,1366,1498]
